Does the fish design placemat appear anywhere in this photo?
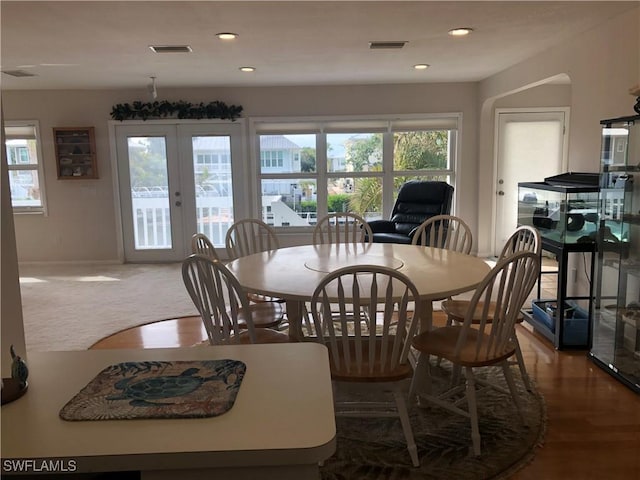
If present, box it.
[60,359,246,421]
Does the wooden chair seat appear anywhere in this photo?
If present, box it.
[441,300,525,324]
[239,302,285,329]
[326,337,413,382]
[248,292,286,304]
[223,328,290,345]
[412,326,516,367]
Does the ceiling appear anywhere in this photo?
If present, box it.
[1,1,637,91]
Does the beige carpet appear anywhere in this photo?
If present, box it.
[19,263,198,352]
[18,258,550,353]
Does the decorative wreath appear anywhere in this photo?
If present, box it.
[111,100,243,121]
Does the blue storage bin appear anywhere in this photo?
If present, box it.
[531,300,589,345]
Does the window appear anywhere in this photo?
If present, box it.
[252,115,458,227]
[4,121,47,213]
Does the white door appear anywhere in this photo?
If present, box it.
[494,109,568,255]
[115,122,243,262]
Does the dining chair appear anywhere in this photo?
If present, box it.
[409,250,540,456]
[311,212,375,332]
[191,232,221,261]
[225,218,286,307]
[225,218,280,260]
[440,225,541,390]
[182,254,289,344]
[312,212,373,246]
[410,214,473,254]
[191,232,285,329]
[307,264,422,467]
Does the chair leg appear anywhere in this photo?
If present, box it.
[435,312,455,367]
[512,333,532,392]
[464,367,481,456]
[409,353,432,403]
[501,361,526,425]
[394,389,420,467]
[451,363,462,387]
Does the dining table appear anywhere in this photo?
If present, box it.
[227,243,492,341]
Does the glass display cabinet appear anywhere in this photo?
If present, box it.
[590,114,640,393]
[519,173,599,349]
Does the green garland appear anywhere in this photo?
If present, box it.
[111,100,243,121]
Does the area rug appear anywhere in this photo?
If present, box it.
[321,363,546,480]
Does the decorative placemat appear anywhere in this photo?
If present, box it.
[60,359,246,421]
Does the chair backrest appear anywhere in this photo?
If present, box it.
[411,214,473,254]
[312,212,374,246]
[191,233,220,260]
[182,254,256,345]
[455,251,540,361]
[308,265,421,377]
[225,219,279,260]
[390,180,454,235]
[499,225,541,259]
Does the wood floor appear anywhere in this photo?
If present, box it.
[90,313,640,479]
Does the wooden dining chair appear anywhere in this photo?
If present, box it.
[311,212,375,332]
[225,218,280,260]
[191,232,221,261]
[307,265,422,467]
[312,212,373,246]
[440,225,541,390]
[191,232,285,329]
[225,218,286,307]
[182,254,289,344]
[410,214,473,254]
[409,251,540,456]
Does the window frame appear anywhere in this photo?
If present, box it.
[4,120,48,215]
[249,114,460,230]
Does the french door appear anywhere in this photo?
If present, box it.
[494,109,569,256]
[115,122,244,262]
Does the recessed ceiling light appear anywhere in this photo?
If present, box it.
[216,32,238,40]
[413,64,430,70]
[448,27,474,37]
[239,67,255,72]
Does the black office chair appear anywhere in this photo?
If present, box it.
[368,180,454,244]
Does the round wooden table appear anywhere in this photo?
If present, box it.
[227,243,491,341]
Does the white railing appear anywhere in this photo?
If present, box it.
[131,192,382,249]
[132,196,234,249]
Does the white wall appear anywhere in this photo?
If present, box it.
[2,83,478,262]
[475,7,639,256]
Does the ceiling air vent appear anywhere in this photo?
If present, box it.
[2,70,37,77]
[149,45,193,53]
[369,41,408,50]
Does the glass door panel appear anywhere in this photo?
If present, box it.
[191,135,234,246]
[128,136,172,249]
[115,124,184,262]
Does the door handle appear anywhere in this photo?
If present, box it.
[498,191,505,196]
[175,201,182,206]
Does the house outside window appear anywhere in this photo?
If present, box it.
[3,121,47,213]
[252,115,458,227]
